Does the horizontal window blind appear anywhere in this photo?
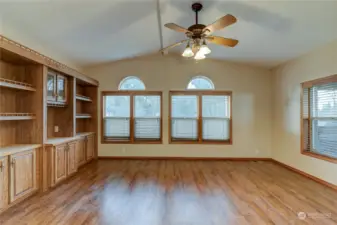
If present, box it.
[303,82,337,159]
[202,96,230,141]
[104,118,130,140]
[171,95,198,140]
[134,95,161,140]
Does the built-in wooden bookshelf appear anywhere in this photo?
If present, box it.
[75,78,97,135]
[0,35,99,214]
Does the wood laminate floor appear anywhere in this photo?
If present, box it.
[0,160,336,225]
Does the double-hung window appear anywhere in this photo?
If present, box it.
[169,76,232,144]
[102,91,162,143]
[101,76,162,143]
[302,75,337,162]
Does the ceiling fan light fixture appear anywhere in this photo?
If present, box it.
[182,43,194,57]
[194,50,206,60]
[200,40,211,55]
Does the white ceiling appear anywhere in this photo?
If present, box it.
[1,0,337,68]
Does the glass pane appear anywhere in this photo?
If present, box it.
[104,96,130,117]
[47,74,55,97]
[202,96,230,118]
[311,82,337,117]
[171,96,198,118]
[57,76,66,101]
[134,96,160,118]
[203,118,230,140]
[119,77,145,90]
[187,76,214,90]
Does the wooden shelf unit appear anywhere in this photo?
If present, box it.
[75,79,97,135]
[0,49,43,149]
[0,35,99,213]
[0,77,36,91]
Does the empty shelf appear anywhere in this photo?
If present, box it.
[76,94,92,102]
[0,77,36,91]
[0,113,36,121]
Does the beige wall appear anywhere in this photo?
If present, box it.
[85,54,273,158]
[272,40,337,185]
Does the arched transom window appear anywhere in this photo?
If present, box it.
[187,76,214,90]
[118,76,145,90]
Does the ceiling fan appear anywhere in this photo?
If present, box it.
[160,2,239,60]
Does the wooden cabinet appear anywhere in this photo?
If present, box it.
[53,144,67,186]
[67,142,77,176]
[51,141,77,187]
[0,157,8,210]
[9,150,37,203]
[86,135,95,161]
[76,138,86,167]
[47,70,68,104]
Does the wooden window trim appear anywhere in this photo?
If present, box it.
[300,75,337,163]
[101,91,163,144]
[169,90,233,145]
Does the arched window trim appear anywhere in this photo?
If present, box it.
[187,76,215,90]
[118,76,146,90]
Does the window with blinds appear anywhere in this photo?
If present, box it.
[102,91,162,143]
[169,91,232,144]
[302,78,337,161]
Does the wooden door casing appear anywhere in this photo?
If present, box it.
[76,138,86,167]
[9,149,37,203]
[53,145,67,186]
[86,135,94,161]
[0,156,8,210]
[67,142,77,176]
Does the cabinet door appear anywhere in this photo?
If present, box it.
[10,150,36,203]
[53,145,67,185]
[0,157,8,210]
[76,138,86,167]
[67,142,77,176]
[47,71,57,102]
[86,135,95,161]
[56,74,67,103]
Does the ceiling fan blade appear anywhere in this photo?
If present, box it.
[160,39,189,53]
[206,36,239,47]
[203,14,237,34]
[164,23,192,34]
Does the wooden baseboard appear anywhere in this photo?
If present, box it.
[271,159,337,191]
[98,156,272,161]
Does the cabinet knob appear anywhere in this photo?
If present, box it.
[0,164,3,172]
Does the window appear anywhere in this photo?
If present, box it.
[102,77,162,143]
[301,75,337,163]
[169,76,232,144]
[118,76,145,90]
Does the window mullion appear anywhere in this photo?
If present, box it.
[198,94,202,143]
[130,93,134,143]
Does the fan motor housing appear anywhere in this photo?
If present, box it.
[187,24,207,39]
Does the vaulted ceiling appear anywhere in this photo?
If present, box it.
[1,0,337,68]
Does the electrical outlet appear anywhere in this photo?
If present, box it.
[255,149,260,155]
[122,147,126,153]
[54,126,59,133]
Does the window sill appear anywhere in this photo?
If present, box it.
[101,140,163,144]
[169,140,232,145]
[301,151,337,164]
